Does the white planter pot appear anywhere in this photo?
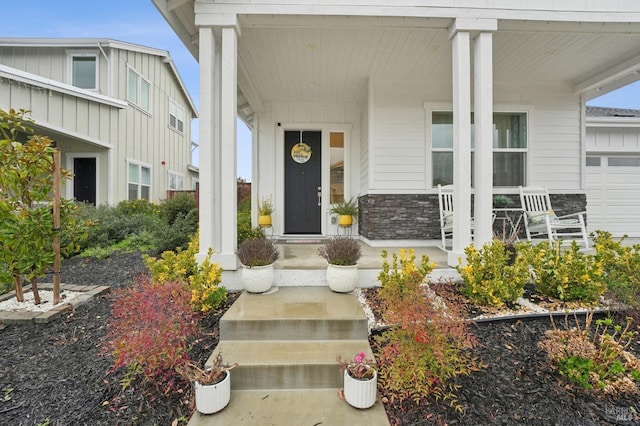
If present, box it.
[326,264,358,293]
[195,371,231,414]
[241,263,275,293]
[343,368,377,409]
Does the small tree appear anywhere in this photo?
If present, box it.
[0,108,88,303]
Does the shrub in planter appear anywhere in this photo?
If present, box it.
[317,237,362,266]
[177,353,238,414]
[236,237,280,267]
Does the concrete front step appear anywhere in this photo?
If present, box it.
[187,388,390,426]
[208,340,375,390]
[220,287,369,341]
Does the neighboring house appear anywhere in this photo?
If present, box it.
[585,106,640,238]
[152,1,640,269]
[0,38,198,206]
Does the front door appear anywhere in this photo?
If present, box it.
[73,157,97,205]
[284,130,322,234]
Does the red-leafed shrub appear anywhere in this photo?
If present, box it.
[103,275,201,392]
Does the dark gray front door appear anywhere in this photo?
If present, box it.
[284,130,321,234]
[74,157,96,205]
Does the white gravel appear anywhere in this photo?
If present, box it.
[0,290,81,313]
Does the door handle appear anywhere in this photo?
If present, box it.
[317,186,322,206]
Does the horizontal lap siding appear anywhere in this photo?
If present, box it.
[373,105,426,190]
[529,103,582,190]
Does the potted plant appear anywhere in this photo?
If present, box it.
[337,351,377,409]
[257,195,274,227]
[177,353,238,415]
[492,195,513,209]
[329,196,358,227]
[317,237,362,292]
[235,237,280,293]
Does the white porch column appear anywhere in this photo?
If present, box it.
[197,27,216,266]
[448,28,472,266]
[473,31,494,246]
[214,26,239,270]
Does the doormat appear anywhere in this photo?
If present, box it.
[281,239,325,244]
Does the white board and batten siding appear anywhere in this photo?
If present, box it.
[0,43,195,205]
[586,125,640,238]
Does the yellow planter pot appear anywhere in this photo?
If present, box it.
[258,214,272,227]
[338,215,353,227]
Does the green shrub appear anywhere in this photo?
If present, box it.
[152,209,197,253]
[159,193,196,226]
[457,240,530,306]
[143,233,227,313]
[592,230,640,309]
[524,240,606,303]
[237,199,264,244]
[539,311,640,394]
[375,249,482,409]
[77,203,162,252]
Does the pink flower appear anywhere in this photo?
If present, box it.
[354,351,365,364]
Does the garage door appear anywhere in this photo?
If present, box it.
[586,155,640,238]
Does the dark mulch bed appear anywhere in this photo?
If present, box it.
[1,252,639,425]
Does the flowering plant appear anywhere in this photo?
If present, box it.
[337,351,376,380]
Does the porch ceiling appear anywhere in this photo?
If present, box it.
[237,18,640,107]
[151,1,640,124]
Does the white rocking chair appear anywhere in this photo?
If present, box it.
[518,186,589,248]
[437,184,474,250]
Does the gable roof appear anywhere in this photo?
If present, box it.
[586,105,640,118]
[0,38,198,118]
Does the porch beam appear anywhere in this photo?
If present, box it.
[449,28,472,266]
[473,31,494,246]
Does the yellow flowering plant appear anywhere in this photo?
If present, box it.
[524,240,605,303]
[143,233,227,313]
[457,240,530,307]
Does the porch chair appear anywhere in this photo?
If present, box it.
[437,184,474,250]
[518,186,589,248]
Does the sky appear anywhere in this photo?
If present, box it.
[2,1,640,182]
[0,0,253,180]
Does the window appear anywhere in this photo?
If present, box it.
[70,53,97,90]
[168,171,185,190]
[431,111,527,187]
[128,162,151,200]
[169,99,185,133]
[586,156,601,167]
[608,157,640,167]
[127,67,151,112]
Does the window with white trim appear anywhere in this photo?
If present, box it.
[127,66,151,112]
[168,171,185,190]
[169,99,185,133]
[69,53,98,90]
[128,162,151,200]
[432,111,527,187]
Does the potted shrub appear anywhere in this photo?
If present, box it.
[329,196,358,227]
[318,237,362,292]
[236,237,280,293]
[177,353,238,415]
[337,351,377,409]
[257,195,274,227]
